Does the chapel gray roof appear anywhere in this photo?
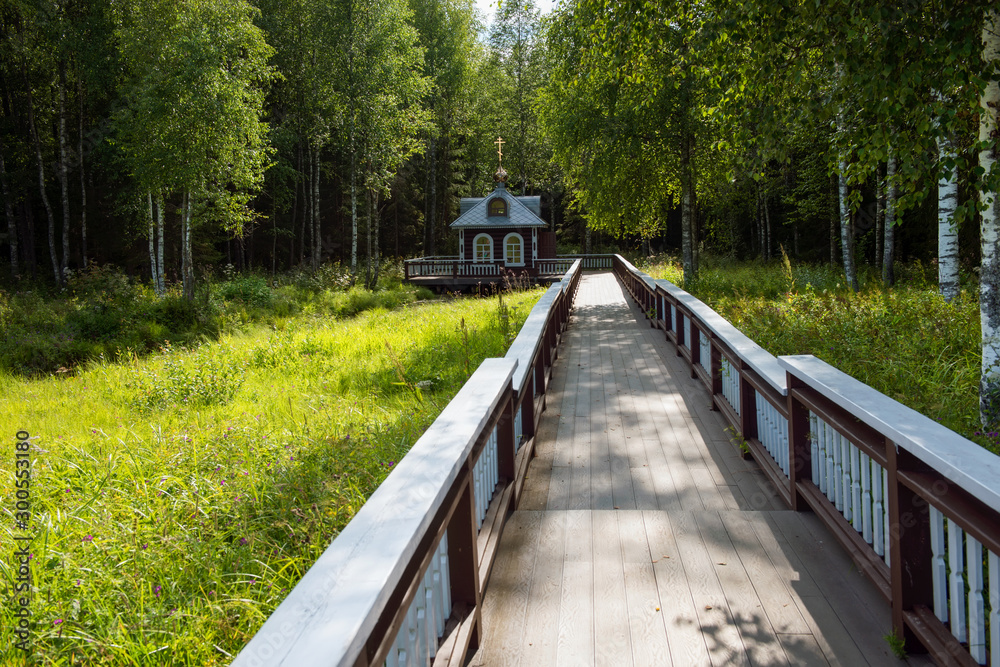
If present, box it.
[450,182,547,229]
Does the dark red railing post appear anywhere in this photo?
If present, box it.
[448,477,483,650]
[521,374,536,443]
[785,375,812,511]
[739,361,757,448]
[710,339,722,411]
[497,393,516,481]
[688,320,699,379]
[886,443,934,653]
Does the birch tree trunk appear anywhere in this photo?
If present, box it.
[883,153,897,287]
[313,145,320,270]
[350,139,358,277]
[0,135,17,278]
[837,161,859,292]
[58,64,70,282]
[28,86,59,285]
[829,174,839,266]
[148,193,157,289]
[79,81,87,269]
[182,192,194,301]
[680,135,695,285]
[979,8,1000,427]
[937,132,960,302]
[157,196,165,294]
[763,185,772,261]
[875,166,884,269]
[306,143,313,269]
[298,143,306,265]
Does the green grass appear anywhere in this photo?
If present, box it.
[0,260,428,377]
[641,255,988,451]
[0,287,542,665]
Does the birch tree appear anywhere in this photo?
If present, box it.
[979,8,1000,426]
[115,0,273,299]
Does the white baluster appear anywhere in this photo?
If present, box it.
[850,443,861,532]
[810,413,820,485]
[949,519,967,642]
[414,605,427,667]
[989,551,999,667]
[860,452,872,544]
[872,459,885,557]
[826,423,836,503]
[967,535,985,664]
[781,412,789,476]
[930,506,948,623]
[883,467,890,567]
[832,431,843,511]
[840,435,851,520]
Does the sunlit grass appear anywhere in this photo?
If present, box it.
[0,289,542,664]
[642,255,985,451]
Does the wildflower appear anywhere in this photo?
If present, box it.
[221,481,226,486]
[141,544,148,550]
[54,619,63,625]
[154,585,161,597]
[240,537,248,545]
[83,535,93,542]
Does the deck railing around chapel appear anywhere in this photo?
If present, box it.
[404,253,614,279]
[614,254,1000,666]
[232,261,582,667]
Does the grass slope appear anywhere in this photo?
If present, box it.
[0,288,542,665]
[642,255,987,451]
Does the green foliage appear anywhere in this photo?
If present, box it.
[125,343,246,409]
[0,287,543,663]
[0,264,440,376]
[883,630,907,659]
[644,255,985,449]
[216,275,273,309]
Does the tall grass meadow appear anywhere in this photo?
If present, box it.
[0,270,541,664]
[641,254,985,451]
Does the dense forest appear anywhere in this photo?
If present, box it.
[0,0,998,418]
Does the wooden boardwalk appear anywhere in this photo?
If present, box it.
[470,272,931,667]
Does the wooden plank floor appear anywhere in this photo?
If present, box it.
[469,272,932,667]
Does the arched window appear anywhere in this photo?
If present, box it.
[504,233,524,266]
[473,233,493,262]
[488,198,507,217]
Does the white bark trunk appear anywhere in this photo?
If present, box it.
[156,195,165,295]
[28,84,58,285]
[313,146,321,270]
[680,138,695,285]
[58,66,70,282]
[182,192,194,300]
[78,78,87,269]
[148,193,157,289]
[884,153,897,287]
[351,148,358,276]
[937,133,960,302]
[837,159,858,292]
[979,8,1000,426]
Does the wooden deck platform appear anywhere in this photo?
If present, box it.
[469,272,932,667]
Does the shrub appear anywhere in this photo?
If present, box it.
[217,275,273,308]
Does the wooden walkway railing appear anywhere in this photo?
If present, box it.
[404,254,614,279]
[232,261,582,667]
[614,255,1000,666]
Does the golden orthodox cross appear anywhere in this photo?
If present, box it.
[495,136,505,164]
